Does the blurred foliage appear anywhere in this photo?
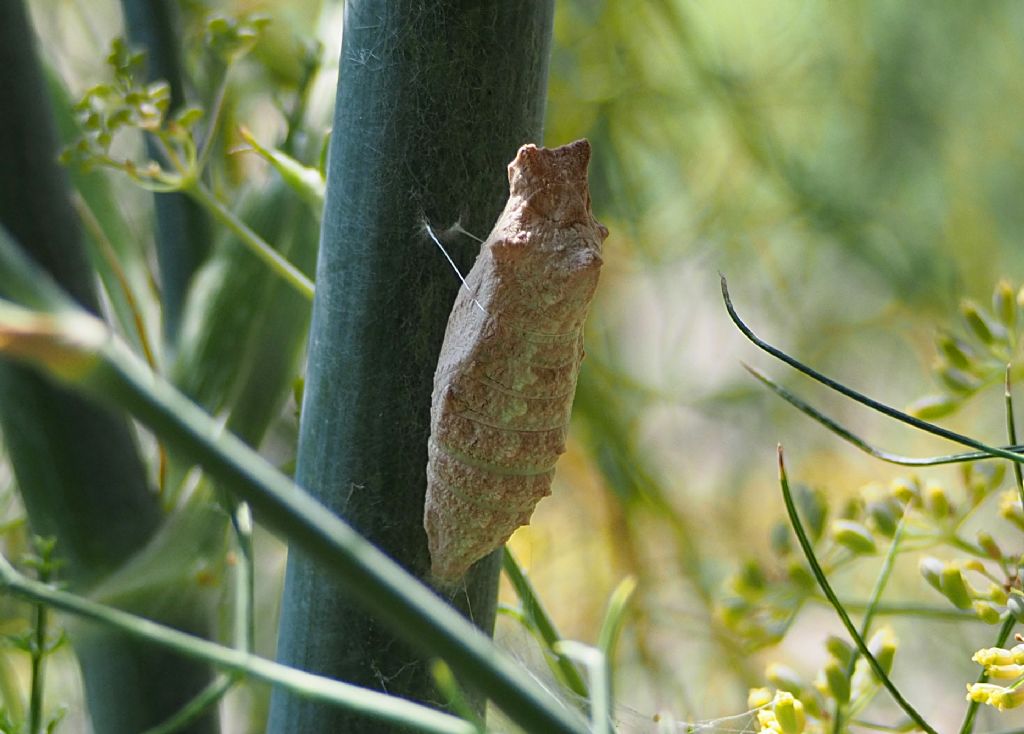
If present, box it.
[12,0,1024,731]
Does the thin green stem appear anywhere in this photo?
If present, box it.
[70,193,157,370]
[184,183,314,299]
[194,68,231,177]
[27,585,48,734]
[834,511,909,734]
[502,549,590,699]
[1006,367,1024,511]
[958,615,1015,734]
[0,554,474,734]
[744,364,1024,466]
[777,446,939,734]
[140,675,235,734]
[723,277,1024,467]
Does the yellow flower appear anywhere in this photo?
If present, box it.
[973,645,1024,667]
[966,682,1024,710]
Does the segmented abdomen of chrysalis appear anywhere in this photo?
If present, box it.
[424,139,608,583]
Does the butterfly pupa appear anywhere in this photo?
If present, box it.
[424,139,608,583]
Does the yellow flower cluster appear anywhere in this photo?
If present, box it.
[967,646,1024,710]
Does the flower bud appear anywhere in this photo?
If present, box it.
[924,482,952,519]
[889,478,919,506]
[986,582,1008,605]
[999,491,1024,531]
[1006,592,1024,623]
[973,600,1002,624]
[823,659,850,704]
[978,531,1003,561]
[938,334,976,370]
[937,363,981,394]
[940,566,974,610]
[867,498,900,537]
[972,645,1024,667]
[772,692,806,734]
[832,520,876,555]
[966,681,1024,710]
[907,394,958,420]
[825,636,854,667]
[994,279,1017,330]
[748,687,773,708]
[962,299,1008,345]
[920,557,945,591]
[867,628,897,676]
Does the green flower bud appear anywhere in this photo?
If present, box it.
[832,520,877,555]
[889,477,920,505]
[825,636,854,667]
[937,363,982,394]
[772,692,806,734]
[920,557,945,591]
[978,531,1003,561]
[839,496,865,521]
[907,394,958,420]
[962,299,1008,345]
[938,333,976,370]
[994,279,1017,330]
[973,601,1003,624]
[999,491,1024,531]
[924,482,952,518]
[941,565,974,610]
[822,659,850,704]
[1006,592,1024,623]
[867,628,897,676]
[987,582,1009,605]
[748,687,773,708]
[867,498,900,537]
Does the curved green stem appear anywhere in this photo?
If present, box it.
[778,446,938,734]
[723,277,1024,467]
[744,364,1024,466]
[502,549,589,699]
[185,183,314,299]
[0,554,473,734]
[140,676,235,734]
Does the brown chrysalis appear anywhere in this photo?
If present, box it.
[424,139,608,583]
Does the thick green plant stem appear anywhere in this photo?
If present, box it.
[0,0,160,578]
[0,3,216,731]
[270,3,554,731]
[120,0,209,345]
[0,228,586,734]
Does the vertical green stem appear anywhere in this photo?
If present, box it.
[27,571,50,734]
[119,0,208,344]
[269,3,554,731]
[0,2,215,730]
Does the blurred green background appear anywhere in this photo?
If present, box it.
[16,0,1024,730]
